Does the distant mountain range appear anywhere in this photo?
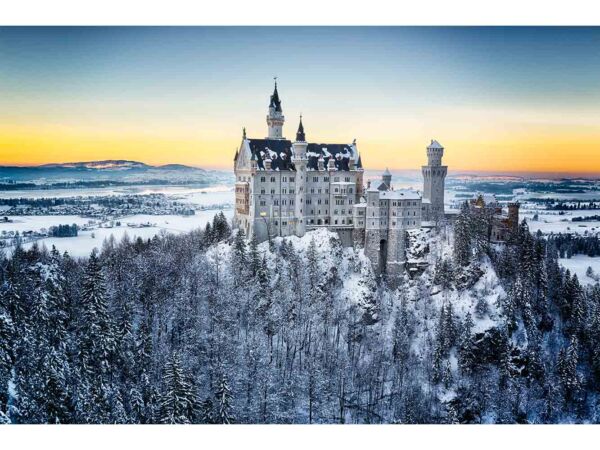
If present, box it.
[0,160,232,188]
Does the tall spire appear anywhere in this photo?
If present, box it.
[266,78,285,139]
[269,77,282,112]
[296,115,305,142]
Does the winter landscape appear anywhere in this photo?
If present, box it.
[2,158,600,424]
[1,26,600,426]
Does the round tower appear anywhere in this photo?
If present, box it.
[293,116,308,237]
[422,139,448,220]
[266,80,285,139]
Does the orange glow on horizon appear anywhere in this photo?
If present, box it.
[1,117,600,175]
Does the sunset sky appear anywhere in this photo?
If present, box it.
[1,26,600,173]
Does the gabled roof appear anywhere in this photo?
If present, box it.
[377,181,390,191]
[380,189,421,200]
[306,143,354,171]
[247,138,295,171]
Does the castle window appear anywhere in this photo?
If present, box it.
[342,219,345,224]
[260,201,266,206]
[318,188,322,194]
[349,188,353,194]
[324,177,329,182]
[261,189,265,194]
[260,176,266,182]
[349,199,353,205]
[335,188,339,193]
[334,209,338,215]
[325,199,329,205]
[392,221,396,226]
[282,188,287,194]
[290,200,294,205]
[282,176,287,182]
[290,177,295,182]
[348,219,353,224]
[282,221,287,226]
[274,200,279,205]
[334,219,338,224]
[271,189,275,194]
[290,188,295,194]
[334,177,340,182]
[313,177,318,182]
[345,177,350,182]
[282,200,287,205]
[275,221,278,225]
[325,219,329,224]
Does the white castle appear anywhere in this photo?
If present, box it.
[233,82,447,278]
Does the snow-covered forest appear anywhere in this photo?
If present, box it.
[1,207,600,424]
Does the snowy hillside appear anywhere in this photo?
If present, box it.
[2,210,600,424]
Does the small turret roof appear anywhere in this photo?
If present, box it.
[427,139,443,149]
[383,167,391,176]
[296,115,305,142]
[269,81,282,112]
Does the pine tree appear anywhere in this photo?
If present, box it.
[78,251,115,423]
[158,352,197,424]
[249,235,260,277]
[214,374,234,424]
[557,337,581,405]
[453,202,472,266]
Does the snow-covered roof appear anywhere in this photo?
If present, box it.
[427,139,443,150]
[379,189,421,200]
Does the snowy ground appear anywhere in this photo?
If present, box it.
[0,185,234,207]
[519,207,599,235]
[559,255,600,286]
[0,184,235,257]
[17,209,234,257]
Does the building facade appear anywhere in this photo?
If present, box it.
[233,83,447,277]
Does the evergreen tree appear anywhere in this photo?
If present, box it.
[453,202,472,266]
[158,352,197,424]
[214,374,234,424]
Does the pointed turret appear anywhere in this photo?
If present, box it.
[269,81,282,112]
[296,115,306,142]
[266,79,285,139]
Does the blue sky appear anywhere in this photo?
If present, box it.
[1,27,600,172]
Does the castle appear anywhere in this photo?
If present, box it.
[233,82,449,278]
[468,193,520,243]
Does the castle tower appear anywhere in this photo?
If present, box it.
[507,202,520,232]
[293,116,308,237]
[382,168,392,190]
[266,80,285,139]
[422,139,447,220]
